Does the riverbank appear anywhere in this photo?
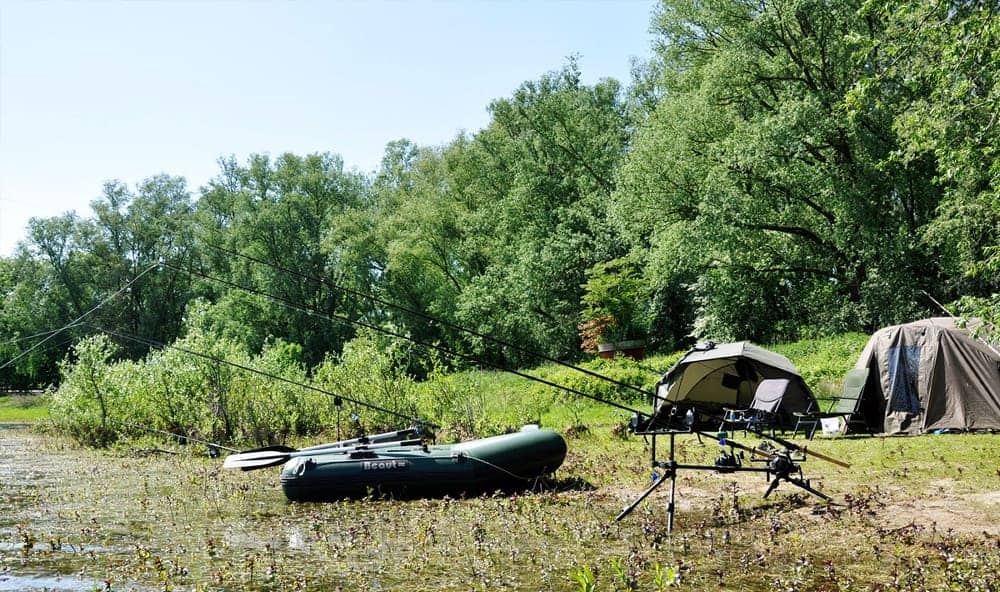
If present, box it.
[2,424,997,591]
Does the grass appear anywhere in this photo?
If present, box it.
[0,392,48,422]
[3,333,998,590]
[1,426,998,591]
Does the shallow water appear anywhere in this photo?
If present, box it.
[0,425,129,591]
[0,572,102,592]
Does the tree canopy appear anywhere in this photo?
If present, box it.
[3,0,998,389]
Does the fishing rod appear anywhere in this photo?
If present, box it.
[108,417,240,453]
[201,240,653,399]
[161,262,647,417]
[0,263,159,371]
[921,290,1000,357]
[88,324,438,430]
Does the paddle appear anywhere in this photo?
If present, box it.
[223,438,425,471]
[298,427,425,452]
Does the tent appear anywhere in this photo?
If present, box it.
[651,341,817,427]
[855,318,1000,435]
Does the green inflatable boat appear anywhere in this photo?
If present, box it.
[277,426,567,501]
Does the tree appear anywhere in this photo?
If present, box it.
[326,139,478,356]
[614,0,942,342]
[854,1,1000,324]
[452,61,632,363]
[196,153,369,364]
[87,176,199,353]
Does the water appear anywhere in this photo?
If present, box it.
[0,572,103,592]
[0,425,116,592]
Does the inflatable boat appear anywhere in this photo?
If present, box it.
[224,426,567,501]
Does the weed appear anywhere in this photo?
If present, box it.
[572,564,596,592]
[651,562,680,589]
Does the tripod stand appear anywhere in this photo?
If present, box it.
[615,427,842,532]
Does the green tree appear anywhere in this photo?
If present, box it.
[3,176,198,383]
[614,0,942,342]
[854,1,1000,324]
[87,175,199,353]
[453,61,632,363]
[325,139,478,358]
[0,254,69,386]
[196,153,369,364]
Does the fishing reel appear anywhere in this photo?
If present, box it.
[714,450,742,472]
[765,452,798,479]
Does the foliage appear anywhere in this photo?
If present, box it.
[312,330,422,434]
[48,335,123,446]
[196,152,369,366]
[850,1,1000,329]
[450,60,632,365]
[772,332,871,397]
[579,255,651,350]
[49,328,333,448]
[614,0,943,343]
[3,0,1000,391]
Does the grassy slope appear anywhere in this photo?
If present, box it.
[430,332,872,438]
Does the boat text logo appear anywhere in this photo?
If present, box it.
[361,459,410,471]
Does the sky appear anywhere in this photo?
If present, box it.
[0,0,657,256]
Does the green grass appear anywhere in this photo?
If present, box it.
[423,332,873,439]
[7,332,997,590]
[0,393,48,422]
[2,425,997,591]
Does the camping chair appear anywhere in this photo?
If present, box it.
[719,378,790,436]
[792,368,869,440]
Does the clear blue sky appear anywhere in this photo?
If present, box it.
[0,0,657,256]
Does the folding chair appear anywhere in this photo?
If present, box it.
[792,368,869,440]
[719,378,789,436]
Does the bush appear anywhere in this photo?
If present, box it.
[49,329,868,449]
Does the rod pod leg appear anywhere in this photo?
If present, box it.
[667,433,677,533]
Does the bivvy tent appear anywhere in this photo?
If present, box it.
[652,341,817,427]
[855,318,1000,435]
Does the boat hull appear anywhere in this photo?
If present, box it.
[279,429,567,501]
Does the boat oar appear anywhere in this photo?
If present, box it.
[223,439,425,471]
[299,427,425,452]
[223,446,299,471]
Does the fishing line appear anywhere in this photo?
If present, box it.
[160,262,646,417]
[0,263,159,371]
[87,324,438,430]
[1,327,83,347]
[108,417,240,453]
[201,240,653,399]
